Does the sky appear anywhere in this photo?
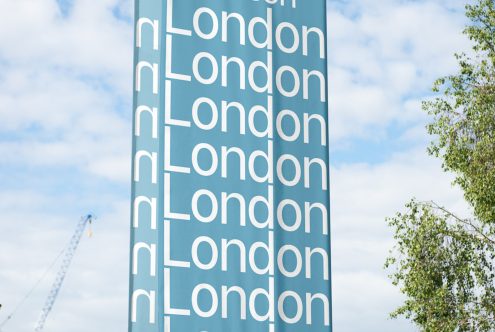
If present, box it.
[0,0,473,331]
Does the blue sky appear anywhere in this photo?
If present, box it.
[0,0,472,331]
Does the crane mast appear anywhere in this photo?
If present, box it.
[34,215,93,332]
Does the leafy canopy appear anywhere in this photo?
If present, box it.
[426,0,495,225]
[386,1,495,331]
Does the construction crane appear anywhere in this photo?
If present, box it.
[34,214,94,332]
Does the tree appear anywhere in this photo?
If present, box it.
[385,0,495,331]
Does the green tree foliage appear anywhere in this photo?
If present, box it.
[386,201,495,331]
[386,1,495,330]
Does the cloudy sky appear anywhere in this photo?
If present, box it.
[0,0,472,331]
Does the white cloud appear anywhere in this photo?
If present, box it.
[333,272,413,332]
[0,0,132,183]
[0,0,475,331]
[0,1,132,330]
[331,146,469,331]
[0,199,129,332]
[328,0,469,142]
[0,0,132,95]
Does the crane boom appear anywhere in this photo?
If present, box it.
[34,215,93,332]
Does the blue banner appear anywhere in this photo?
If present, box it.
[129,1,331,331]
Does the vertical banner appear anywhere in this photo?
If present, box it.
[129,1,331,331]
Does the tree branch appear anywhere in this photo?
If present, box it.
[419,200,495,245]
